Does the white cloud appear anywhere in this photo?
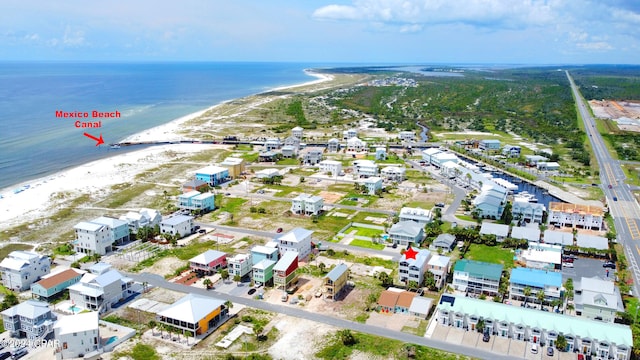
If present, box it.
[312,5,362,21]
[577,41,613,51]
[62,26,85,46]
[399,24,423,33]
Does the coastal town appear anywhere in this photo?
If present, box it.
[0,72,638,360]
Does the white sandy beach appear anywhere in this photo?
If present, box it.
[0,72,333,233]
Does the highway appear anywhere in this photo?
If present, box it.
[567,71,640,291]
[126,271,513,360]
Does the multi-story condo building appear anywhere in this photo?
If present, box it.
[318,160,342,176]
[436,295,632,359]
[512,200,546,224]
[453,260,503,296]
[177,191,215,213]
[0,251,51,291]
[73,221,113,256]
[509,267,562,304]
[473,185,508,219]
[548,202,604,231]
[91,216,130,245]
[194,165,229,186]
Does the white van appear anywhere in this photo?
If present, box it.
[530,344,538,354]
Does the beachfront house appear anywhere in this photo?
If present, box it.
[324,263,349,301]
[31,268,83,301]
[220,157,245,179]
[452,260,503,296]
[352,160,378,178]
[53,311,100,360]
[318,160,342,176]
[156,293,229,338]
[275,228,312,260]
[195,165,229,186]
[119,208,162,233]
[1,300,56,340]
[0,251,51,291]
[68,263,134,314]
[160,215,194,238]
[252,259,276,286]
[290,193,324,216]
[228,253,253,281]
[327,138,340,152]
[177,191,215,213]
[399,207,432,226]
[90,216,130,246]
[73,221,113,256]
[389,221,425,247]
[189,250,227,276]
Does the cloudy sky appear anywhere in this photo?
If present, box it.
[2,0,639,64]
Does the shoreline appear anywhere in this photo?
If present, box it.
[0,70,334,232]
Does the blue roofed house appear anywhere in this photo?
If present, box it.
[195,165,229,186]
[479,139,501,151]
[389,221,425,247]
[453,260,503,296]
[509,267,563,304]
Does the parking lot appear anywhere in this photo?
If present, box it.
[561,256,616,283]
[431,324,577,359]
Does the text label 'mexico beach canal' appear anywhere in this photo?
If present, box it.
[56,110,121,128]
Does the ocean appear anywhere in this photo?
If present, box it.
[0,62,319,190]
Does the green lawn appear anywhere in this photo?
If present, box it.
[465,244,514,269]
[276,158,301,165]
[349,239,385,250]
[217,197,247,214]
[346,226,383,238]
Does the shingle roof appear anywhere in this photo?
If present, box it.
[33,269,81,290]
[397,292,417,308]
[377,290,400,308]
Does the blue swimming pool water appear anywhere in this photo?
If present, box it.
[106,336,118,345]
[69,305,80,313]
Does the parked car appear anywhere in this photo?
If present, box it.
[482,333,490,342]
[608,184,613,189]
[613,196,618,201]
[531,344,538,354]
[248,288,257,295]
[276,227,283,233]
[198,229,206,234]
[435,202,445,208]
[11,347,27,360]
[281,294,288,302]
[562,262,574,268]
[603,261,616,269]
[0,352,10,360]
[547,346,554,356]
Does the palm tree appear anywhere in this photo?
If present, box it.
[220,269,229,282]
[523,286,532,304]
[148,320,157,336]
[203,278,213,290]
[318,262,326,273]
[233,274,241,285]
[536,289,545,307]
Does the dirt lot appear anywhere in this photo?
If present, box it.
[318,190,344,204]
[590,100,640,132]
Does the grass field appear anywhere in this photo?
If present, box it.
[349,239,385,250]
[345,226,383,238]
[465,244,514,269]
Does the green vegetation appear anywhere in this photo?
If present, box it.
[99,183,155,208]
[0,243,33,260]
[325,249,395,269]
[349,239,385,250]
[276,158,301,165]
[113,343,160,360]
[315,330,466,360]
[218,197,248,214]
[345,226,383,238]
[465,244,514,269]
[401,319,429,337]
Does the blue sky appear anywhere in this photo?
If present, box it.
[2,0,639,64]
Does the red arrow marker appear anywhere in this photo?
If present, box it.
[83,132,104,146]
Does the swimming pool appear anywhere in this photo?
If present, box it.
[106,336,118,345]
[69,305,81,313]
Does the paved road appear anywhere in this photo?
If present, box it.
[128,271,513,360]
[567,71,640,293]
